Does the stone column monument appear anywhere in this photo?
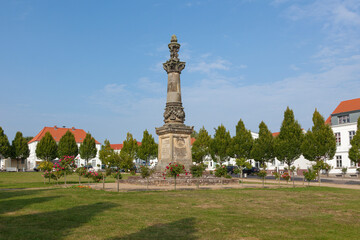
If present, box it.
[156,35,193,171]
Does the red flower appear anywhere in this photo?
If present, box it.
[177,174,179,176]
[163,177,166,179]
[185,173,188,175]
[166,166,169,169]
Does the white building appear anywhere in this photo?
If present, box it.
[26,126,102,171]
[326,98,360,175]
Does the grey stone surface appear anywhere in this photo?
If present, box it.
[155,35,193,172]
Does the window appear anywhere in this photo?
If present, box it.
[92,159,96,167]
[349,131,356,142]
[335,132,341,146]
[336,156,342,168]
[338,115,350,124]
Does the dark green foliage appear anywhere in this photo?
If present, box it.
[214,164,227,178]
[137,129,158,165]
[251,121,274,168]
[120,132,138,171]
[11,132,30,160]
[99,139,115,167]
[140,165,154,179]
[210,125,232,164]
[231,119,253,159]
[349,117,360,165]
[58,130,78,158]
[301,109,336,162]
[192,127,211,163]
[24,136,34,143]
[274,107,304,169]
[0,127,11,158]
[79,133,97,165]
[190,164,206,178]
[191,130,199,139]
[36,132,57,161]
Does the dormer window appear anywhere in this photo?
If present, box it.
[338,115,350,124]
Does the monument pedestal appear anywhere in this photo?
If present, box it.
[156,124,193,171]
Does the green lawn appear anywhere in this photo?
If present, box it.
[1,186,360,239]
[0,172,134,189]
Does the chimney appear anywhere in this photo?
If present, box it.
[72,127,76,131]
[54,125,57,130]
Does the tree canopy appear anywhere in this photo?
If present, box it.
[120,132,138,171]
[274,107,304,169]
[99,139,115,167]
[58,130,78,158]
[192,127,211,164]
[251,121,274,168]
[11,131,30,160]
[36,132,57,161]
[0,127,11,158]
[210,125,232,164]
[231,119,253,160]
[79,133,97,165]
[301,109,336,162]
[349,117,360,165]
[137,130,158,165]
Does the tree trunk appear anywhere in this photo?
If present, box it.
[102,175,105,190]
[292,171,295,188]
[197,178,199,189]
[318,169,321,186]
[241,169,244,187]
[44,176,45,185]
[64,172,67,186]
[147,177,149,190]
[117,174,120,192]
[262,177,265,188]
[174,176,177,191]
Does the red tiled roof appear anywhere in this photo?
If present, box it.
[325,116,331,125]
[331,98,360,115]
[110,142,141,150]
[191,138,196,145]
[28,126,100,144]
[272,132,280,137]
[110,144,123,150]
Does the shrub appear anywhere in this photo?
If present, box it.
[281,172,291,182]
[303,168,317,184]
[214,165,227,178]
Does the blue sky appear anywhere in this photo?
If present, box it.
[1,0,360,144]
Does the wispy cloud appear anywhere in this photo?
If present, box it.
[188,58,231,74]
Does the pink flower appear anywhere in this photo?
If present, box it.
[163,177,165,179]
[177,174,179,176]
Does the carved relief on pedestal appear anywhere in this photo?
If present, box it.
[174,137,187,158]
[161,137,170,159]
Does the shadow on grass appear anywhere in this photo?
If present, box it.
[1,202,117,240]
[0,188,56,200]
[109,217,197,240]
[0,196,58,214]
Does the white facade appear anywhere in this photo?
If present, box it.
[328,121,358,174]
[27,141,102,171]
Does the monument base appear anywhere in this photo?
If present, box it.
[155,123,193,172]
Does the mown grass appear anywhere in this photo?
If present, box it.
[0,172,135,189]
[1,186,359,240]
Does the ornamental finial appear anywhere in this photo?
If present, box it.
[171,35,177,42]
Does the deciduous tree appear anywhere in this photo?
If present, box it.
[79,133,97,166]
[11,131,30,170]
[192,127,211,164]
[36,132,58,162]
[210,125,232,165]
[137,130,157,166]
[120,132,138,171]
[349,117,360,166]
[58,130,78,158]
[251,121,274,169]
[301,109,336,185]
[0,127,11,159]
[231,119,253,160]
[274,107,304,187]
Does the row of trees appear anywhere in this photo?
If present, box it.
[35,131,97,165]
[0,129,30,168]
[99,130,158,172]
[191,107,356,184]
